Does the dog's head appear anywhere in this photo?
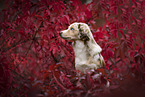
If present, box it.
[59,22,91,41]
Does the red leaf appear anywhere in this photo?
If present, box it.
[85,73,93,89]
[59,71,73,88]
[34,20,42,30]
[85,8,92,20]
[60,15,70,25]
[49,64,55,71]
[119,30,124,36]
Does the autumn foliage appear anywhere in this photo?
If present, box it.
[0,0,145,96]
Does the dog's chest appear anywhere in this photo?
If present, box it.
[73,41,89,64]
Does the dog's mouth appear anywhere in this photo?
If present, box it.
[59,33,72,44]
[59,33,75,40]
[60,35,71,40]
[59,32,69,39]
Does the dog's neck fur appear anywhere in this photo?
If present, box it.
[73,36,102,66]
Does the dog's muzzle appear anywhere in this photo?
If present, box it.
[59,31,64,39]
[59,31,68,39]
[59,32,63,36]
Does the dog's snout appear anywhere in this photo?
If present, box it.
[59,31,63,36]
[59,31,62,34]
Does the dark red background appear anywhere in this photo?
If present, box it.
[0,0,145,96]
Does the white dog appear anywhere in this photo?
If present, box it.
[59,22,105,73]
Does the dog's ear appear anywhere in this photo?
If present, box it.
[79,32,90,41]
[78,24,90,41]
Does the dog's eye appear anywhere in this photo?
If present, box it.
[70,28,74,30]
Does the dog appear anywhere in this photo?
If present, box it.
[59,22,105,73]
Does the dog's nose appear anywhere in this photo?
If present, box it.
[59,32,63,36]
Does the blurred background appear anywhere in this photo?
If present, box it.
[0,0,144,96]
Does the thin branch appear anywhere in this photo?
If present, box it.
[53,71,67,91]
